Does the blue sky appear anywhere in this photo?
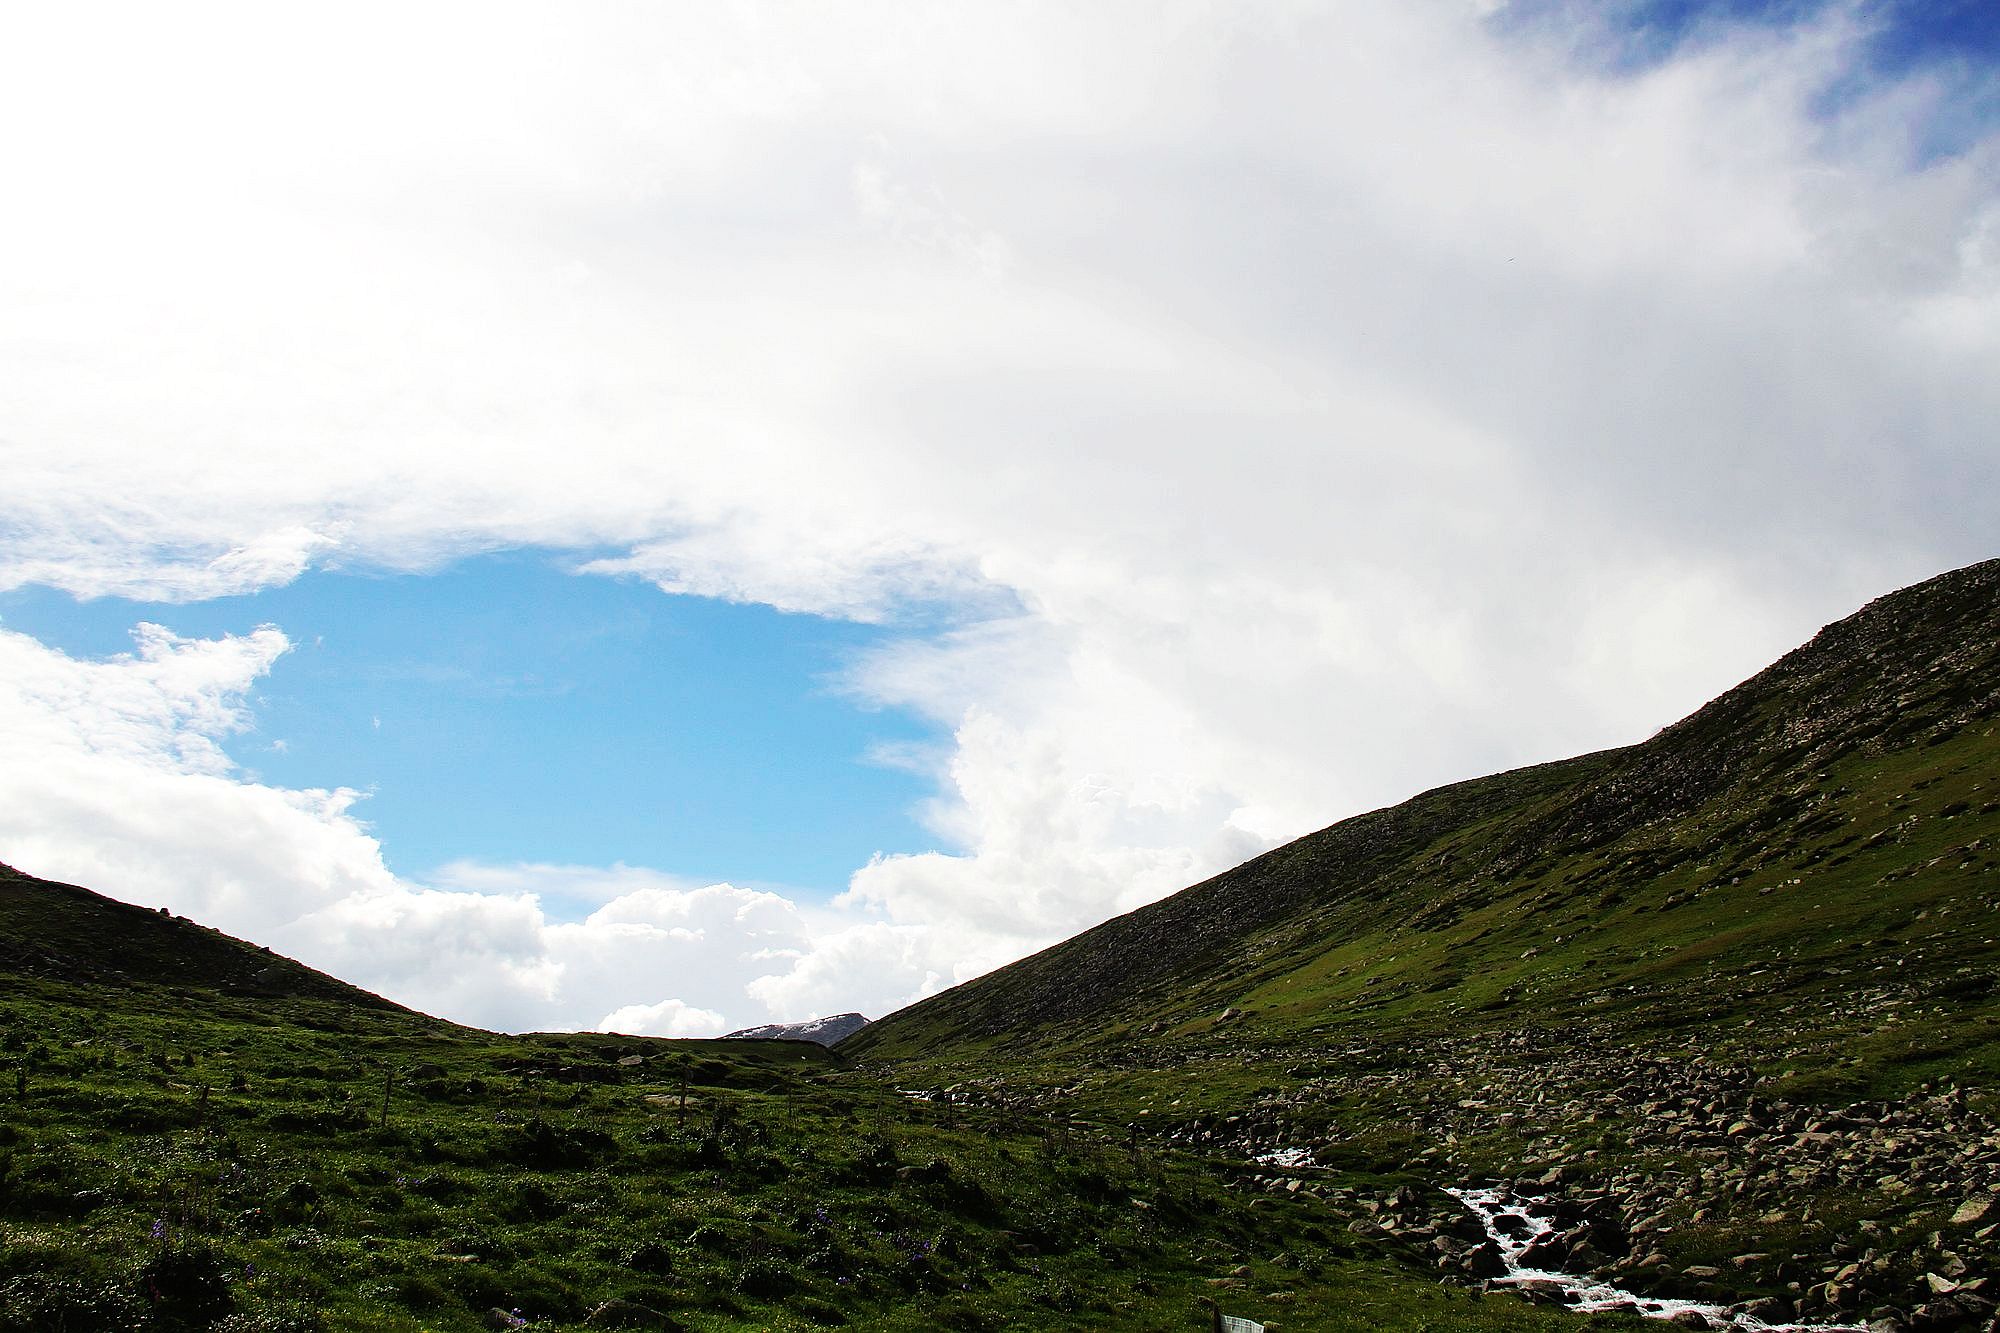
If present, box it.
[1514,0,1998,65]
[0,0,1991,1033]
[1504,0,1999,158]
[0,557,938,901]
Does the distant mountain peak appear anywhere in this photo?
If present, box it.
[725,1012,871,1045]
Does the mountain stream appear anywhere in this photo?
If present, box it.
[1443,1186,1867,1332]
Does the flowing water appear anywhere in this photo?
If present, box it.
[1446,1186,1867,1332]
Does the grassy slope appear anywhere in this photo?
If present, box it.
[0,866,410,1015]
[847,556,2000,1080]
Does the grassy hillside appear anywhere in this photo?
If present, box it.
[845,558,2000,1328]
[0,868,1641,1332]
[0,865,411,1018]
[848,557,2000,1074]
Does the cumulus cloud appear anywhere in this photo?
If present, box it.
[596,1000,729,1041]
[0,3,1994,1027]
[0,624,402,937]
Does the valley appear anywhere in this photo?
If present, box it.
[3,558,1997,1330]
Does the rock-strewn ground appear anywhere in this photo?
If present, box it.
[1158,1036,2000,1332]
[907,1011,2000,1331]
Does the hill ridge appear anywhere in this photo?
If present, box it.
[0,862,411,1014]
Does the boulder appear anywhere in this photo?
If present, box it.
[1909,1301,1966,1332]
[1440,1212,1488,1243]
[1518,1236,1570,1270]
[1584,1218,1630,1256]
[1461,1241,1509,1278]
[1567,1241,1609,1272]
[1741,1296,1793,1321]
[1512,1278,1575,1306]
[1950,1197,1995,1227]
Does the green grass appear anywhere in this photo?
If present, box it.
[0,977,1659,1331]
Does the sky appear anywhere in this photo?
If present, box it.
[0,0,1994,1036]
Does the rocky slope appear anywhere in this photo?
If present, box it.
[1194,1036,1996,1328]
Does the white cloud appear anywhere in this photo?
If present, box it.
[0,3,1994,1027]
[745,920,949,1023]
[0,625,396,936]
[429,860,714,911]
[596,1000,729,1040]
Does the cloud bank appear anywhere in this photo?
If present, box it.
[0,2,1993,1029]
